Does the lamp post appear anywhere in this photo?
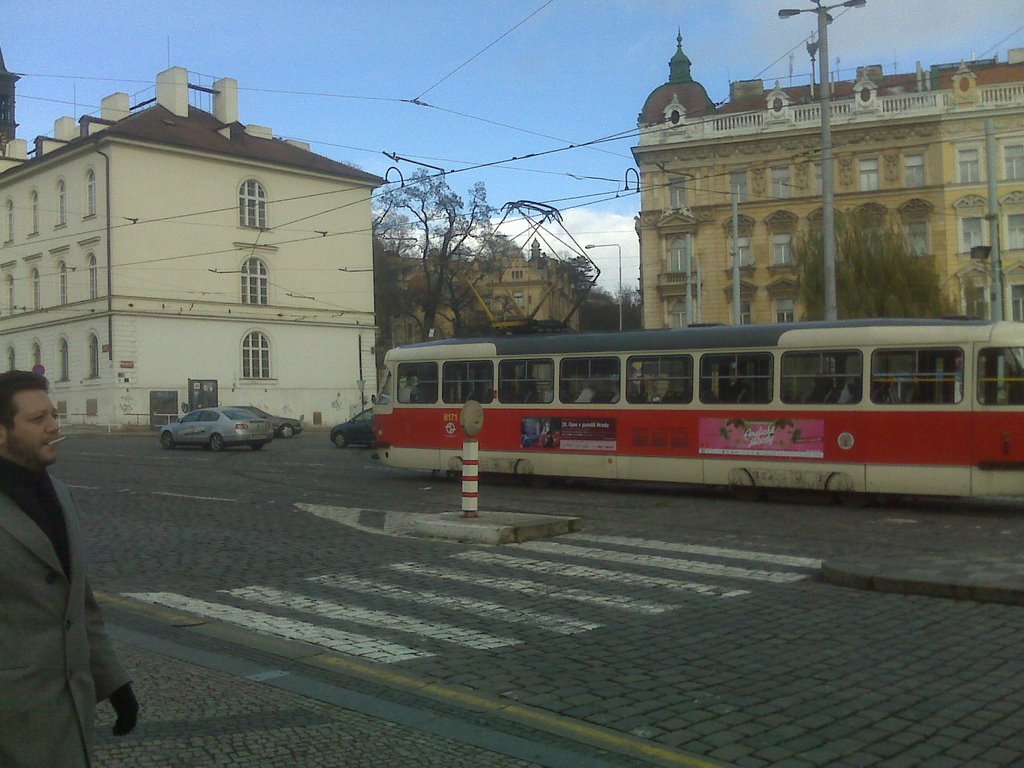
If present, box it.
[779,0,865,322]
[585,243,623,330]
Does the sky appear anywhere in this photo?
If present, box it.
[4,0,1023,294]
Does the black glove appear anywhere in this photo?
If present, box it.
[108,683,139,736]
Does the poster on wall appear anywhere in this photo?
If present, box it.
[698,417,824,458]
[521,417,617,451]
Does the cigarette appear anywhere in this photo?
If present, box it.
[48,436,68,445]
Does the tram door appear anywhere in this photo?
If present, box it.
[188,379,218,411]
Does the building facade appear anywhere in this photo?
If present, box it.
[0,62,382,428]
[633,36,1024,327]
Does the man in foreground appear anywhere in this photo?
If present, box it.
[0,371,138,767]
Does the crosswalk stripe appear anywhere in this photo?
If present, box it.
[453,551,751,598]
[223,586,520,650]
[518,542,810,583]
[308,573,601,635]
[124,591,431,663]
[562,534,822,569]
[389,563,675,614]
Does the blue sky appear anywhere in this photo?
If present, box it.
[4,0,1023,292]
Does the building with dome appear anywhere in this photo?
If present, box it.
[632,35,1024,327]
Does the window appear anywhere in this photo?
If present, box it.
[740,301,752,325]
[498,358,554,404]
[1012,286,1024,322]
[30,191,39,234]
[961,217,985,253]
[397,362,438,404]
[731,236,752,267]
[781,350,862,404]
[6,274,13,315]
[31,342,40,369]
[626,355,692,404]
[978,347,1024,405]
[966,284,989,320]
[241,330,271,379]
[87,253,98,299]
[4,199,12,241]
[241,258,268,305]
[871,347,963,404]
[1006,144,1024,181]
[813,164,822,195]
[1007,214,1024,251]
[239,180,267,229]
[512,290,525,307]
[57,338,69,382]
[958,148,981,183]
[669,236,690,273]
[6,346,13,372]
[775,298,795,323]
[907,221,929,256]
[904,154,925,187]
[442,360,493,404]
[699,352,772,404]
[669,300,687,329]
[56,181,66,226]
[87,333,99,379]
[669,179,687,209]
[559,357,620,404]
[859,158,879,191]
[86,170,97,217]
[771,167,790,198]
[58,261,68,304]
[31,268,40,309]
[771,233,793,266]
[728,171,748,202]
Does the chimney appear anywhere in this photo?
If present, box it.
[156,66,189,117]
[244,124,273,139]
[54,116,77,141]
[101,92,130,122]
[212,77,238,124]
[1009,48,1024,65]
[0,138,28,172]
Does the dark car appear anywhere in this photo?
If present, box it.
[330,408,375,448]
[230,406,303,438]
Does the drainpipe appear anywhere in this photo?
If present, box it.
[95,147,113,360]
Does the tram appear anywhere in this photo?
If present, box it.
[372,319,1024,501]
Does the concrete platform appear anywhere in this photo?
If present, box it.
[413,511,582,545]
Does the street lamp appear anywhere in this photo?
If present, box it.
[779,0,865,321]
[585,243,623,331]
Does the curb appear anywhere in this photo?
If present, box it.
[821,560,1024,607]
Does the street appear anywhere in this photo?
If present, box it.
[58,432,1024,768]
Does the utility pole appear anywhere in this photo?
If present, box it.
[985,118,1004,321]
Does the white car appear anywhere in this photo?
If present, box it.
[160,407,274,451]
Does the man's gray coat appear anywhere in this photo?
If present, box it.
[0,478,130,768]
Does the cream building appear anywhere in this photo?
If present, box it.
[0,59,382,428]
[633,36,1024,327]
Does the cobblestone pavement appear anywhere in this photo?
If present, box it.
[58,434,1024,767]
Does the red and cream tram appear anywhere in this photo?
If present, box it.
[373,320,1024,500]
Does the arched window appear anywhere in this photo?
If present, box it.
[238,180,267,229]
[4,199,12,242]
[58,338,69,381]
[87,334,99,379]
[31,268,40,309]
[30,191,39,234]
[57,181,67,226]
[86,169,97,217]
[242,330,270,379]
[6,274,13,315]
[6,346,14,372]
[241,258,268,305]
[87,253,98,299]
[31,341,41,369]
[58,261,68,304]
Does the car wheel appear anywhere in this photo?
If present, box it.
[279,424,294,438]
[209,433,225,452]
[333,432,347,448]
[160,431,175,450]
[251,442,266,451]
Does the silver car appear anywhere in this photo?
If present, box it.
[160,407,274,451]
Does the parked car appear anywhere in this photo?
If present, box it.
[160,407,274,451]
[230,406,303,438]
[330,408,375,448]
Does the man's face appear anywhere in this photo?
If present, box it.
[0,390,60,470]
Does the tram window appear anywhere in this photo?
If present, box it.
[498,358,554,404]
[978,347,1024,405]
[560,357,621,404]
[871,348,963,405]
[626,355,692,404]
[396,362,438,404]
[781,350,862,404]
[699,352,772,404]
[377,369,393,404]
[442,360,494,404]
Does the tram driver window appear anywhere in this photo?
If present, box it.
[978,347,1024,405]
[442,360,494,404]
[699,353,772,404]
[626,355,693,404]
[397,362,438,404]
[871,348,963,405]
[498,358,554,404]
[781,350,862,404]
[560,356,620,404]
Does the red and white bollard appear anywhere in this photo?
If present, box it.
[461,438,479,518]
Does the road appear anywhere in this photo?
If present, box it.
[56,432,1024,767]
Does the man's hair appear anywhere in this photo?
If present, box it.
[0,371,50,428]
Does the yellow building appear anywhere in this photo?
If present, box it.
[633,36,1024,326]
